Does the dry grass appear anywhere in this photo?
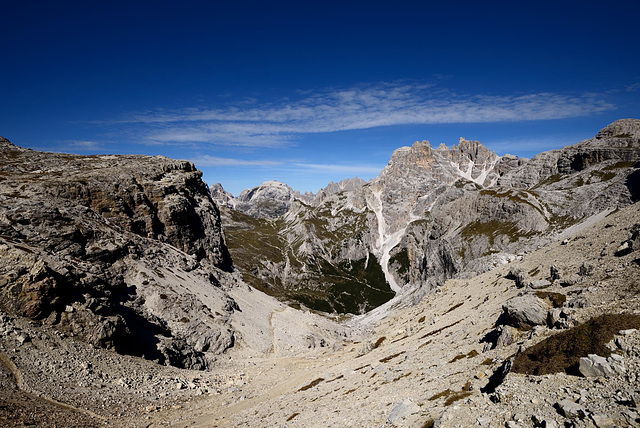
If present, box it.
[298,378,324,392]
[535,291,566,308]
[512,314,640,375]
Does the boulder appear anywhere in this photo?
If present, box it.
[578,262,593,276]
[507,267,528,288]
[387,399,420,424]
[529,279,551,289]
[502,295,549,329]
[578,354,619,377]
[590,413,615,428]
[559,274,581,287]
[615,223,640,256]
[547,308,571,329]
[556,399,585,419]
[495,325,517,348]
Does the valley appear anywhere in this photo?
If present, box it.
[1,119,640,427]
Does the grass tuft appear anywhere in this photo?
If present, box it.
[373,336,386,348]
[512,314,640,376]
[298,378,324,392]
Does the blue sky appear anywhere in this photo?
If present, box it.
[1,1,639,195]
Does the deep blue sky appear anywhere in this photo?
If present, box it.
[2,1,639,195]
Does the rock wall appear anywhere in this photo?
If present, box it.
[0,138,236,368]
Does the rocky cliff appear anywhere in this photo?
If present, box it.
[0,139,242,369]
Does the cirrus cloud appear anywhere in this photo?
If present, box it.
[103,82,615,148]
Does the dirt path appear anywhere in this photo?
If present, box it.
[0,349,108,425]
[169,355,333,427]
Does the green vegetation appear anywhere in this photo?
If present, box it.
[421,419,435,428]
[460,219,535,247]
[419,319,462,340]
[549,213,578,231]
[373,336,386,348]
[311,253,395,314]
[448,349,478,363]
[389,247,410,282]
[444,302,464,314]
[224,206,393,314]
[532,174,564,189]
[223,209,285,268]
[445,391,473,406]
[528,266,540,276]
[479,188,545,216]
[512,314,640,375]
[603,161,636,170]
[428,389,451,401]
[592,170,617,182]
[428,387,473,406]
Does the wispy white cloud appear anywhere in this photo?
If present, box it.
[486,134,591,157]
[189,155,283,167]
[103,82,615,147]
[291,162,383,175]
[190,155,383,176]
[626,83,640,92]
[63,140,104,150]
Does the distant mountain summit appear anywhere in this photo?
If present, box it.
[210,177,368,219]
[210,180,296,219]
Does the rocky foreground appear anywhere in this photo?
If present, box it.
[1,121,640,427]
[141,202,640,428]
[2,184,639,427]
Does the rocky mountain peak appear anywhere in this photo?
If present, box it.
[231,180,295,218]
[499,119,640,189]
[319,176,367,195]
[596,118,640,139]
[209,182,235,209]
[455,137,495,162]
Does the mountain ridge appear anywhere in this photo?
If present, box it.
[216,119,640,315]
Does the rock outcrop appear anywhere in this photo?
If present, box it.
[0,138,239,368]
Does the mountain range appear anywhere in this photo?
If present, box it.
[0,119,640,427]
[212,119,640,315]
